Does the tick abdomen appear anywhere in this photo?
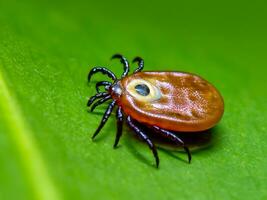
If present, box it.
[119,72,224,132]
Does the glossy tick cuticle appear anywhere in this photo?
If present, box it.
[135,84,150,96]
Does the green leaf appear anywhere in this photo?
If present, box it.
[0,1,267,200]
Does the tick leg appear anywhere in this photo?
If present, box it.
[111,54,129,78]
[126,116,159,168]
[113,106,123,148]
[132,56,144,73]
[88,67,117,82]
[90,95,111,112]
[87,92,108,107]
[152,126,191,163]
[95,81,112,93]
[92,100,116,139]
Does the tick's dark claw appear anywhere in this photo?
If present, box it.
[91,132,98,140]
[184,146,191,163]
[113,140,120,148]
[155,153,160,168]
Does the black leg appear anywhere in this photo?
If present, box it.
[152,126,191,163]
[90,95,111,112]
[88,67,117,82]
[111,54,129,78]
[132,56,144,73]
[95,81,112,93]
[113,106,123,148]
[87,92,108,106]
[92,100,116,139]
[126,116,159,168]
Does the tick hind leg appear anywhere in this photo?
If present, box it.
[152,126,191,163]
[126,116,159,168]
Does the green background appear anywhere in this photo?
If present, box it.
[0,0,266,199]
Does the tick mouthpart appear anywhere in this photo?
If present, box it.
[109,81,123,99]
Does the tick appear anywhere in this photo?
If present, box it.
[87,54,224,167]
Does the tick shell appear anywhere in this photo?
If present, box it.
[116,72,224,132]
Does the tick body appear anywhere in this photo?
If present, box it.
[87,54,224,167]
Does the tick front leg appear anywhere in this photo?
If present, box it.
[152,126,191,163]
[132,56,144,73]
[126,116,159,168]
[111,54,129,78]
[95,81,112,93]
[88,67,117,82]
[90,95,111,112]
[92,100,116,139]
[113,106,123,148]
[87,92,108,107]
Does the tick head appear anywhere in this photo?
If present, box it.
[109,81,123,100]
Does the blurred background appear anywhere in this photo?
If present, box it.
[0,0,267,200]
